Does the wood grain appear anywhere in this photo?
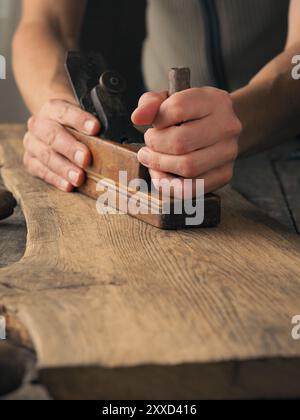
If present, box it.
[233,153,296,231]
[274,160,300,233]
[1,125,300,399]
[71,129,221,229]
[0,179,26,270]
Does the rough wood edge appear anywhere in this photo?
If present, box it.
[0,305,34,351]
[40,357,300,400]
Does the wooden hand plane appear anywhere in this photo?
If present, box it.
[66,52,221,229]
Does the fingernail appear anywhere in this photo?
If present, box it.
[84,120,96,134]
[138,148,150,166]
[68,170,80,185]
[75,150,85,167]
[60,179,70,191]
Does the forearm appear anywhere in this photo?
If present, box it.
[12,21,76,113]
[232,43,300,156]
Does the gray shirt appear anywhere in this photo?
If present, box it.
[143,0,289,92]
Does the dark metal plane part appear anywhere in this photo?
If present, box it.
[65,52,144,144]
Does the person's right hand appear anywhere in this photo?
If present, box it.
[23,99,100,191]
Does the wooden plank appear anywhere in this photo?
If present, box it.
[0,179,26,269]
[1,125,300,399]
[232,152,295,231]
[274,160,300,234]
[232,138,300,232]
[0,126,27,268]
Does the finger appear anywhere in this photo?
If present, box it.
[149,162,233,197]
[131,91,168,126]
[149,169,200,200]
[23,152,73,192]
[28,117,91,168]
[40,99,100,135]
[138,138,238,178]
[144,116,221,155]
[23,133,85,187]
[154,88,229,129]
[202,163,234,193]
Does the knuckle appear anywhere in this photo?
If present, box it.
[169,97,185,122]
[43,99,69,122]
[223,116,242,138]
[141,92,155,101]
[223,165,234,183]
[37,165,47,180]
[230,141,239,161]
[173,139,184,156]
[44,126,58,147]
[179,155,195,178]
[56,103,69,121]
[44,171,56,186]
[217,90,232,108]
[40,148,52,167]
[144,128,155,149]
[139,92,152,103]
[27,116,34,130]
[233,117,243,136]
[151,154,162,171]
[75,110,90,128]
[23,132,31,148]
[201,86,217,97]
[173,127,187,155]
[223,139,239,162]
[65,142,76,160]
[138,91,164,107]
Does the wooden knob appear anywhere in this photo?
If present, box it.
[168,68,191,96]
[0,189,17,221]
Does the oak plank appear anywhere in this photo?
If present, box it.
[1,124,300,399]
[232,146,297,231]
[274,160,300,233]
[0,180,26,269]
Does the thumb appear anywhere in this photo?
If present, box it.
[131,91,168,127]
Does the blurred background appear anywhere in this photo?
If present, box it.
[0,0,28,122]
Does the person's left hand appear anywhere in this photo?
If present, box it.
[132,87,242,197]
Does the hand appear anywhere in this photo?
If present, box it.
[132,88,242,197]
[23,99,100,191]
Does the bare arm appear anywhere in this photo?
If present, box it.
[131,1,300,196]
[13,0,86,111]
[13,0,100,191]
[233,0,300,155]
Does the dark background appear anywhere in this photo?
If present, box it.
[80,0,147,112]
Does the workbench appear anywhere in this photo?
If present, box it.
[0,124,300,400]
